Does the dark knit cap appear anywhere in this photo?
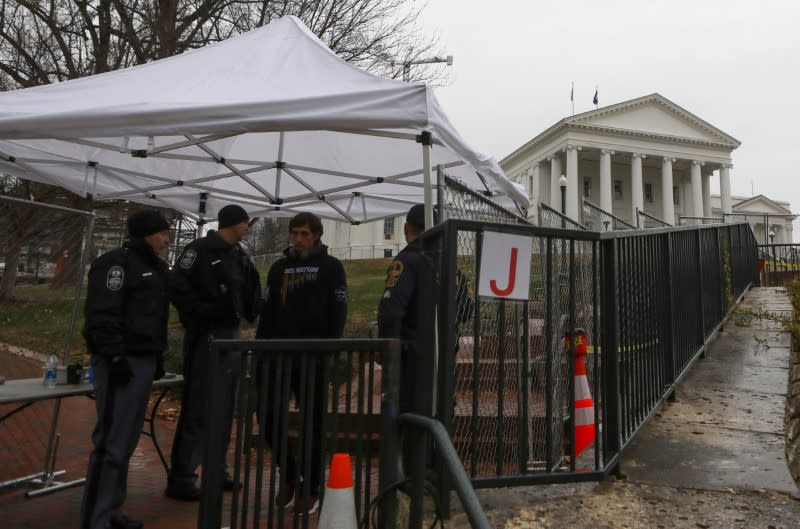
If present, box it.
[406,204,439,230]
[218,204,249,229]
[127,209,170,238]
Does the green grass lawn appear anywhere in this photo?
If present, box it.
[0,257,393,361]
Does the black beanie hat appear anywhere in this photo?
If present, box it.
[406,204,439,230]
[127,210,170,238]
[218,204,249,229]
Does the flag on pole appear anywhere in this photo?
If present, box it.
[593,86,598,106]
[570,82,575,115]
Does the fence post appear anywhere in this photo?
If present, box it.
[378,340,402,529]
[662,232,676,394]
[695,229,706,347]
[437,220,458,517]
[600,236,622,466]
[199,341,230,529]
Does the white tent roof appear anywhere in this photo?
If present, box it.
[0,15,525,222]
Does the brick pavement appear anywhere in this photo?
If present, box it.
[0,348,242,529]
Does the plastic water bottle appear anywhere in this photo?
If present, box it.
[45,353,58,389]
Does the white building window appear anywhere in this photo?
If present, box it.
[383,218,395,240]
[583,177,592,198]
[673,186,680,205]
[644,183,653,203]
[614,180,623,200]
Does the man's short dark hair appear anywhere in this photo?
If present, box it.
[289,212,323,236]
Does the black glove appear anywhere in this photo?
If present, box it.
[154,352,166,381]
[109,356,133,385]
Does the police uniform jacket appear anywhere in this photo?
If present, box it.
[170,230,261,330]
[377,240,474,341]
[377,240,422,341]
[256,244,347,339]
[83,239,169,357]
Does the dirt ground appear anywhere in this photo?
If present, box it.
[443,478,799,529]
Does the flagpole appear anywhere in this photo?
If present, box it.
[571,81,574,115]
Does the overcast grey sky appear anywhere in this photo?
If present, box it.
[417,0,799,211]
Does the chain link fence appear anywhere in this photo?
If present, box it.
[0,194,94,363]
[636,208,670,229]
[538,203,589,231]
[581,200,635,231]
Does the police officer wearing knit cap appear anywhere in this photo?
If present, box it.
[166,204,261,501]
[81,209,171,529]
[376,204,473,485]
[377,204,473,410]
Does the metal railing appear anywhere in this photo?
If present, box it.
[757,243,800,286]
[418,219,758,493]
[200,339,400,529]
[678,216,724,225]
[539,203,589,230]
[582,200,636,231]
[636,208,670,229]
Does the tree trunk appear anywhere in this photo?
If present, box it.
[0,240,22,301]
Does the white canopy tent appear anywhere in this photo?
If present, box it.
[0,15,526,226]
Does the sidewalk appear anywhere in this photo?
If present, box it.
[449,286,800,529]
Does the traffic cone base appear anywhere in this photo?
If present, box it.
[318,453,357,529]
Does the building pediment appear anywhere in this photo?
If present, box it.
[567,94,740,148]
[732,194,792,215]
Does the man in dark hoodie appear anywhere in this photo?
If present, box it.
[166,204,261,501]
[81,209,171,529]
[256,212,347,515]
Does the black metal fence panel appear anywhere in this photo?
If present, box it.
[199,339,400,529]
[758,243,800,286]
[420,220,759,489]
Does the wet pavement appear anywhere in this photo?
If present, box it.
[446,287,800,528]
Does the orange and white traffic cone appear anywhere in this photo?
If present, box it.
[565,329,596,457]
[318,453,357,529]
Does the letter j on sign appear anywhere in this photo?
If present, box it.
[478,231,532,300]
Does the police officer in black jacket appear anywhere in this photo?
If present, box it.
[166,204,261,501]
[81,209,171,529]
[377,204,473,411]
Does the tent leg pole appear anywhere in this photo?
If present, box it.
[422,140,433,229]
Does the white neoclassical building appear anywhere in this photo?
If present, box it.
[710,194,796,244]
[502,93,740,226]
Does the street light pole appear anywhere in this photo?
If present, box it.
[401,55,454,82]
[559,174,567,230]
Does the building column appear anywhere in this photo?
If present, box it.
[549,155,562,210]
[661,157,676,226]
[631,153,645,224]
[691,160,704,219]
[720,163,732,218]
[600,149,614,213]
[565,144,580,220]
[702,170,712,218]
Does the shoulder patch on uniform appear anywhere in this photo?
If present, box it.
[106,265,124,291]
[180,249,197,270]
[385,259,403,288]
